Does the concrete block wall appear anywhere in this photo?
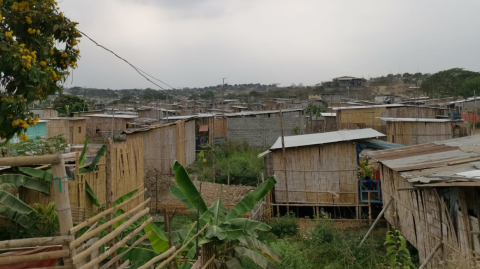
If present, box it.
[226,117,303,148]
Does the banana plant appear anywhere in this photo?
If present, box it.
[168,160,280,269]
[0,173,50,228]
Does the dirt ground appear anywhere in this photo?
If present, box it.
[145,167,255,206]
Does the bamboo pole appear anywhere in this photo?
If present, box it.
[0,154,61,166]
[70,188,147,234]
[0,236,71,249]
[51,153,76,265]
[33,266,73,269]
[368,191,372,226]
[359,199,393,246]
[418,241,442,269]
[72,207,150,264]
[0,249,70,265]
[70,198,151,249]
[155,223,210,269]
[137,247,176,269]
[79,217,153,269]
[278,107,289,212]
[99,231,152,269]
[201,254,215,269]
[118,260,130,269]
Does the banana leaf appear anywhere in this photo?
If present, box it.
[0,205,31,228]
[205,225,227,241]
[85,181,100,207]
[0,183,17,191]
[18,167,53,182]
[225,176,276,221]
[113,189,138,206]
[235,246,278,269]
[116,246,158,262]
[79,137,88,166]
[172,161,208,214]
[80,144,106,173]
[238,236,282,262]
[226,257,244,269]
[169,185,196,212]
[0,190,34,214]
[144,222,170,253]
[0,174,50,194]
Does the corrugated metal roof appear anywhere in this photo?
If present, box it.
[367,135,480,184]
[270,128,385,150]
[224,109,303,117]
[331,104,404,110]
[84,114,138,119]
[378,117,462,123]
[320,113,336,117]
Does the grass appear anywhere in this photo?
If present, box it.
[187,140,266,186]
[243,220,399,269]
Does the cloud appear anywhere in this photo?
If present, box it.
[58,0,480,89]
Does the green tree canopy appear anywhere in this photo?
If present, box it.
[420,68,480,98]
[141,88,165,100]
[0,0,81,140]
[53,94,87,115]
[461,76,480,98]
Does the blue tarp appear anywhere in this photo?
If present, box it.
[356,138,405,164]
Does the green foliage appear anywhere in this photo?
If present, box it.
[53,95,88,116]
[79,143,106,173]
[420,68,480,98]
[0,0,81,140]
[359,160,374,179]
[140,88,165,101]
[1,135,67,157]
[189,142,265,186]
[461,76,480,98]
[384,228,415,269]
[269,239,315,269]
[170,161,279,268]
[85,181,100,207]
[269,212,299,238]
[305,103,326,116]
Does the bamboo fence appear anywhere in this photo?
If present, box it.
[385,121,467,145]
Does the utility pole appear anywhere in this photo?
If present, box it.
[165,90,169,123]
[222,78,226,118]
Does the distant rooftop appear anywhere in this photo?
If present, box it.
[378,117,463,123]
[84,114,138,119]
[270,128,385,150]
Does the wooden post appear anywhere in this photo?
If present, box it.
[227,174,230,185]
[105,142,115,268]
[156,169,159,214]
[418,241,442,269]
[359,199,393,247]
[51,154,76,265]
[368,191,372,226]
[279,107,289,212]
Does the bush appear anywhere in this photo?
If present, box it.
[269,239,315,269]
[269,212,299,238]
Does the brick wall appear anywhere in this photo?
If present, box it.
[226,117,303,148]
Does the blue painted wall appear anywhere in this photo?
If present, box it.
[10,121,47,143]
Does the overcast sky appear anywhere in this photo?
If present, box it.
[58,0,480,90]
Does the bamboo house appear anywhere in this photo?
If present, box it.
[263,128,403,218]
[367,135,480,268]
[380,117,467,145]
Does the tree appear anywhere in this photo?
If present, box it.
[52,94,88,116]
[460,76,480,98]
[141,88,165,101]
[420,68,480,98]
[0,0,81,140]
[249,90,261,100]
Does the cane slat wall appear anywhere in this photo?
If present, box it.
[273,142,357,205]
[386,121,467,145]
[20,138,145,223]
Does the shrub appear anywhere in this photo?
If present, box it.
[269,239,315,269]
[269,212,299,238]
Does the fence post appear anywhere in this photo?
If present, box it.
[51,153,76,265]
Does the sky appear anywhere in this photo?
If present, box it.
[58,0,480,90]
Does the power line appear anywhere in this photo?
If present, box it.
[79,30,173,91]
[136,68,176,90]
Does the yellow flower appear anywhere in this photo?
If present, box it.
[13,41,18,45]
[25,16,32,24]
[19,44,25,48]
[0,97,7,102]
[5,31,13,40]
[0,12,3,21]
[50,50,54,55]
[36,29,40,34]
[39,61,47,66]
